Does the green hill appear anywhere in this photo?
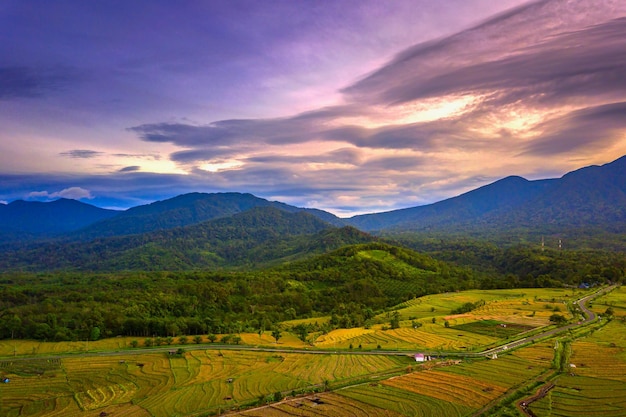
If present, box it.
[0,207,366,271]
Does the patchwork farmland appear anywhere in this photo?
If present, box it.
[0,286,620,416]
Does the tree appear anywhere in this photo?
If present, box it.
[390,311,400,329]
[272,328,282,343]
[549,313,567,325]
[293,324,308,342]
[130,340,138,348]
[7,315,22,339]
[90,326,101,341]
[411,320,422,329]
[193,335,203,344]
[232,335,242,345]
[273,391,283,402]
[605,307,615,317]
[166,336,174,345]
[207,333,217,343]
[144,338,153,347]
[178,335,188,344]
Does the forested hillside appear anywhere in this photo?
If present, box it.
[0,207,362,271]
[1,241,623,342]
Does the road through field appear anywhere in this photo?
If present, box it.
[1,285,615,364]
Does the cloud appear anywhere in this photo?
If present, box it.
[59,149,104,159]
[342,1,626,105]
[28,187,94,201]
[119,166,141,172]
[113,153,161,160]
[5,0,626,216]
[521,102,626,157]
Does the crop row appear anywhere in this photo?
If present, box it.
[339,383,473,417]
[530,375,626,417]
[382,369,505,408]
[441,354,545,388]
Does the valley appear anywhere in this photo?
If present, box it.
[1,285,623,416]
[1,156,625,416]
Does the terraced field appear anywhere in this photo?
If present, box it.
[382,369,506,408]
[339,383,474,417]
[235,392,405,417]
[529,319,626,416]
[0,286,605,417]
[0,349,409,416]
[530,375,626,417]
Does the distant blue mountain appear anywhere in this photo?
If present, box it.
[346,155,626,233]
[0,198,119,242]
[69,192,345,240]
[2,155,625,246]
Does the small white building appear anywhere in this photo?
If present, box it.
[414,353,431,362]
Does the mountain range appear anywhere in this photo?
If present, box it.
[1,155,625,270]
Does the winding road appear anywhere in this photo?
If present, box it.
[480,284,614,357]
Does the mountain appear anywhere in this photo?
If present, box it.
[69,192,345,240]
[0,198,119,242]
[0,207,371,271]
[0,192,344,245]
[347,155,626,234]
[347,176,553,231]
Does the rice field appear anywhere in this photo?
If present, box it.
[0,349,409,417]
[382,369,506,408]
[0,286,605,416]
[439,341,553,389]
[527,316,626,416]
[234,392,405,417]
[530,375,626,417]
[315,324,496,351]
[339,383,474,417]
[591,285,626,318]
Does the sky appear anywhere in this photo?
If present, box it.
[1,0,626,216]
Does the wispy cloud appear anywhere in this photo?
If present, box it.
[118,166,140,172]
[119,0,626,214]
[59,149,104,159]
[28,187,94,201]
[2,0,626,215]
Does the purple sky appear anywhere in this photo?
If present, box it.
[2,0,626,216]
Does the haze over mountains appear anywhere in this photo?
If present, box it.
[0,155,625,270]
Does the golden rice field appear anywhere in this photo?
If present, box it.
[0,349,409,417]
[338,383,474,417]
[233,343,557,417]
[396,288,577,319]
[0,337,136,357]
[314,324,496,351]
[382,369,506,408]
[0,332,309,358]
[234,392,404,417]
